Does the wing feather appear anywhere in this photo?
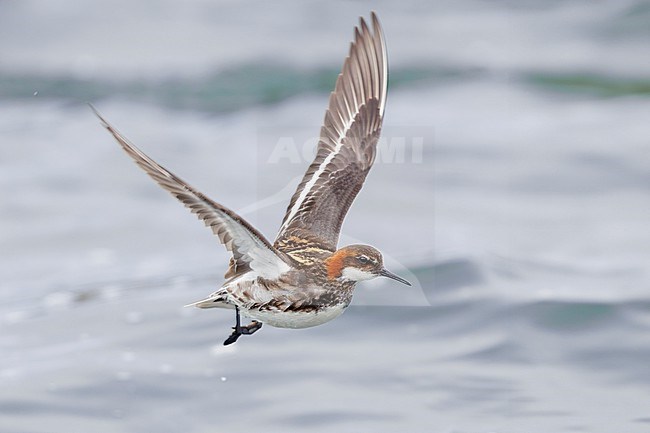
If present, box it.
[91,106,292,280]
[275,13,387,256]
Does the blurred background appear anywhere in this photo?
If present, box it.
[1,0,649,432]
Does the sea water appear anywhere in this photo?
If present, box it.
[1,1,649,432]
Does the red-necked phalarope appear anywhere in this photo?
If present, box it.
[93,12,410,345]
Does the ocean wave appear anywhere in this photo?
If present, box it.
[0,64,474,113]
[3,65,647,114]
[525,72,650,97]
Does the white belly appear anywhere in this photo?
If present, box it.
[243,304,348,329]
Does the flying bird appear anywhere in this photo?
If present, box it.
[93,12,410,345]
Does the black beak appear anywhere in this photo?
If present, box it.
[379,268,412,286]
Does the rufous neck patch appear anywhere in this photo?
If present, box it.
[325,250,347,280]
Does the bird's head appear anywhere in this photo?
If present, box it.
[325,244,411,286]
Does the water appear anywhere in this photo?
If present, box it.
[1,0,649,432]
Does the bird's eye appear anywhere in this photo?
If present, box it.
[358,256,369,264]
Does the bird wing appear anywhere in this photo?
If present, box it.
[274,13,387,258]
[92,107,292,281]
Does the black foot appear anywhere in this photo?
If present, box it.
[223,321,263,346]
[223,307,263,345]
[223,331,241,346]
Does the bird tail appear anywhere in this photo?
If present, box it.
[184,292,234,309]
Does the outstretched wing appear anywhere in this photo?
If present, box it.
[92,107,292,281]
[274,13,387,258]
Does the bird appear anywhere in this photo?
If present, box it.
[92,12,411,346]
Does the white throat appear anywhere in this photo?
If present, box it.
[341,267,376,282]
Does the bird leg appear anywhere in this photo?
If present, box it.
[223,306,263,345]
